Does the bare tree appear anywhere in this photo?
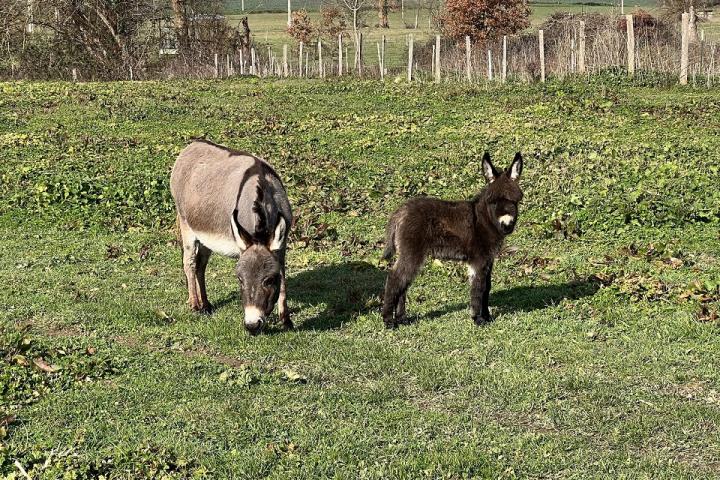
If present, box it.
[170,0,191,54]
[336,0,370,40]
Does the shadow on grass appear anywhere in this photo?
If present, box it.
[408,277,602,324]
[209,268,600,331]
[492,278,601,314]
[287,261,386,331]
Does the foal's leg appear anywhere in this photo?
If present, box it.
[395,290,408,325]
[179,218,201,312]
[277,252,293,330]
[382,253,422,329]
[481,260,494,322]
[469,260,492,325]
[194,244,213,314]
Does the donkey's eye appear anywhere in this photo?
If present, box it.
[263,275,278,287]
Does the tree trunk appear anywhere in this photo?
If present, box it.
[378,0,389,28]
[170,0,190,54]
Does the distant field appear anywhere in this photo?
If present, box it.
[226,0,692,68]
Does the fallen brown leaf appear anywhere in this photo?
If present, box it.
[33,357,60,373]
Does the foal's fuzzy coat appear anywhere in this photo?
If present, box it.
[382,152,524,328]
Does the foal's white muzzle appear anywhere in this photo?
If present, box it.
[498,214,515,227]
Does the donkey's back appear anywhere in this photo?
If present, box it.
[170,140,291,256]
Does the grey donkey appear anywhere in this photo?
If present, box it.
[170,139,293,335]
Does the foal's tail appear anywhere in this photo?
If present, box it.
[382,212,399,261]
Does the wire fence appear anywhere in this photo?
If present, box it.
[180,12,717,87]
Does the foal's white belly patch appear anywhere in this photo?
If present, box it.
[194,231,242,257]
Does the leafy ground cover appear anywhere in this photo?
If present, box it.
[1,77,719,478]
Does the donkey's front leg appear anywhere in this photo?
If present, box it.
[277,254,293,330]
[469,260,492,325]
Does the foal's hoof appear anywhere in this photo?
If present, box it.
[198,303,214,315]
[396,315,411,326]
[384,318,398,330]
[473,314,492,326]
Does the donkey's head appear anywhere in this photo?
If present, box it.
[481,152,524,236]
[231,190,288,336]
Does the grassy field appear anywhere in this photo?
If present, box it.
[2,77,720,478]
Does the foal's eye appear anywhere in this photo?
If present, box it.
[263,275,278,287]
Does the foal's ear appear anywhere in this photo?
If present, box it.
[508,152,523,181]
[482,152,501,183]
[231,209,254,251]
[268,216,288,251]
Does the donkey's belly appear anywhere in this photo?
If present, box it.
[194,230,242,258]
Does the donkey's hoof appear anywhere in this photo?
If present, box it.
[279,316,294,330]
[384,318,398,330]
[396,315,411,325]
[198,303,214,315]
[473,314,492,325]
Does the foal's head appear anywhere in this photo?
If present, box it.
[481,152,524,235]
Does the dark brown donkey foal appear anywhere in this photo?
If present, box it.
[381,152,523,329]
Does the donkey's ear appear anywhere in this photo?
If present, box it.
[231,210,253,251]
[482,152,501,183]
[508,152,523,181]
[268,216,288,251]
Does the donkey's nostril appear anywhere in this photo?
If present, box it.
[244,306,265,334]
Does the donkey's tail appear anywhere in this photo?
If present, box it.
[382,212,399,261]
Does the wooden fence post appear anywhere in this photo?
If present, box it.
[487,49,492,80]
[579,21,586,74]
[539,30,545,82]
[226,54,231,78]
[431,45,435,76]
[381,35,386,78]
[283,45,288,77]
[358,32,364,75]
[318,39,323,78]
[502,35,507,82]
[72,68,78,82]
[240,50,244,75]
[571,38,576,73]
[377,42,382,79]
[435,34,441,83]
[214,53,219,78]
[407,34,414,82]
[681,12,689,85]
[465,35,472,81]
[339,34,343,76]
[626,14,635,76]
[251,48,256,76]
[299,42,304,77]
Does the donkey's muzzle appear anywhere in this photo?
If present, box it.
[244,306,266,336]
[498,214,516,235]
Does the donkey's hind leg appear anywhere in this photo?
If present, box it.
[382,253,422,329]
[178,217,202,312]
[194,244,213,314]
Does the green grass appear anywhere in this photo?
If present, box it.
[1,77,720,478]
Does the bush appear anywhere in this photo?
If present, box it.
[438,0,530,44]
